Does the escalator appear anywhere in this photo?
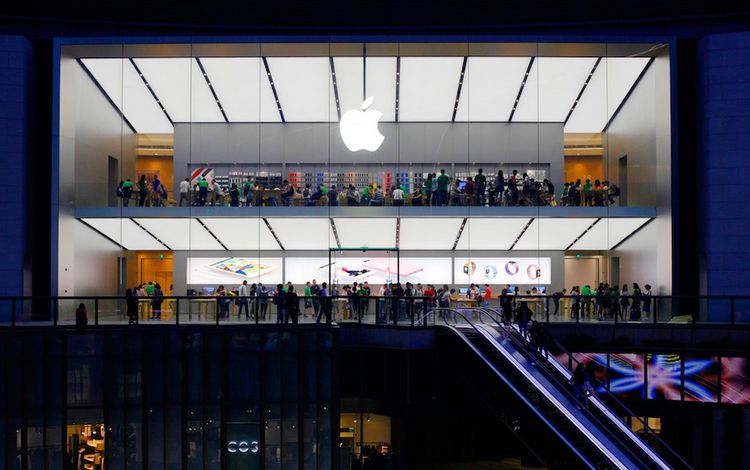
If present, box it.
[430,308,691,470]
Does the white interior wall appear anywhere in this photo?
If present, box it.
[58,51,135,295]
[605,51,671,293]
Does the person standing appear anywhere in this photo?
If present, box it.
[125,288,138,325]
[237,280,250,319]
[229,183,240,207]
[642,284,653,320]
[474,168,487,206]
[424,173,433,206]
[514,301,533,339]
[258,284,269,320]
[75,303,88,328]
[198,177,209,206]
[316,282,332,324]
[285,286,299,324]
[303,281,313,317]
[122,178,134,206]
[242,176,254,206]
[436,169,450,206]
[138,175,149,207]
[552,289,565,316]
[273,284,285,324]
[310,280,321,317]
[610,285,622,321]
[328,185,339,206]
[631,283,642,321]
[392,185,404,206]
[620,284,630,320]
[179,178,190,206]
[482,284,492,308]
[152,283,164,320]
[210,179,223,206]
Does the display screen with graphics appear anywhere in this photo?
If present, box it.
[188,257,283,285]
[285,257,450,285]
[608,353,645,399]
[645,354,682,400]
[684,356,719,402]
[454,257,551,285]
[721,357,750,404]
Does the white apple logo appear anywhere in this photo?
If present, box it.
[339,96,384,152]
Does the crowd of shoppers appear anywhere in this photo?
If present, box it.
[122,168,621,208]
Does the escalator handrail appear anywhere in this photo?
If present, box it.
[475,307,691,470]
[446,309,635,470]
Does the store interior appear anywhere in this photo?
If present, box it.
[57,41,672,297]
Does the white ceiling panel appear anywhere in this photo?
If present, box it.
[512,218,595,250]
[332,57,397,121]
[513,57,598,122]
[455,217,531,250]
[333,217,397,248]
[199,218,280,250]
[133,58,224,123]
[564,57,651,133]
[399,217,464,250]
[80,218,166,250]
[199,57,281,122]
[568,217,651,250]
[266,57,332,122]
[399,57,465,121]
[133,218,224,250]
[266,218,336,250]
[80,58,173,134]
[455,57,531,122]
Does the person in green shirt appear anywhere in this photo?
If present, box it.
[303,282,313,317]
[581,284,593,317]
[436,169,450,206]
[320,184,328,196]
[583,179,593,206]
[145,281,155,296]
[474,168,487,206]
[198,177,209,206]
[121,179,134,206]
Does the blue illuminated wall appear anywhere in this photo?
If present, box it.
[699,31,750,296]
[0,35,32,296]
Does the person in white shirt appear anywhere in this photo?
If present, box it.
[179,178,191,206]
[210,180,223,206]
[238,280,251,319]
[392,186,404,206]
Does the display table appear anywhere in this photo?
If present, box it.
[450,298,477,308]
[187,298,217,321]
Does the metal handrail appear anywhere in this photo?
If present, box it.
[444,308,637,470]
[475,306,691,470]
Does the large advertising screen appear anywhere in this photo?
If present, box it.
[608,353,645,399]
[683,356,719,403]
[285,257,453,285]
[645,354,682,400]
[721,357,750,404]
[453,257,551,285]
[187,257,283,285]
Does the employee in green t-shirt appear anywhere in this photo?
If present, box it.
[121,179,134,207]
[242,176,254,207]
[474,168,487,206]
[145,281,155,297]
[198,178,209,206]
[436,169,450,206]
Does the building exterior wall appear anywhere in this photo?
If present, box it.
[0,36,32,296]
[698,31,750,296]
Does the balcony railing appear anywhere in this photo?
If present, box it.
[1,294,749,328]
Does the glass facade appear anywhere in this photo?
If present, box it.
[54,40,672,314]
[0,328,335,469]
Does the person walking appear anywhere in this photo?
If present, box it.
[316,282,332,325]
[514,301,533,339]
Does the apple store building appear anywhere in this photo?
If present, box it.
[56,40,671,308]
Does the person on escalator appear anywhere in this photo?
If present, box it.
[514,301,533,339]
[571,363,594,409]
